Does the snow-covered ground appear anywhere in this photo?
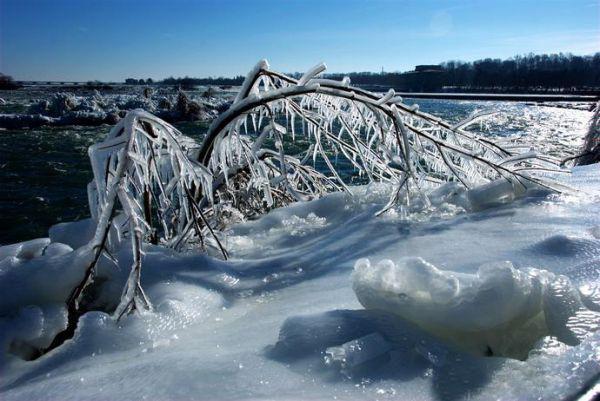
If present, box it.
[1,162,599,400]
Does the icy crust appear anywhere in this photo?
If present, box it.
[0,238,71,261]
[352,257,599,360]
[0,165,599,400]
[0,241,82,313]
[0,240,86,359]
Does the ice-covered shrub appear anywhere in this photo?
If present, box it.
[38,60,568,355]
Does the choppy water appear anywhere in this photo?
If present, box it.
[0,89,592,244]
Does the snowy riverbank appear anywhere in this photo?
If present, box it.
[1,164,599,401]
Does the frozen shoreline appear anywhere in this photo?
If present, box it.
[1,165,599,401]
[0,85,597,400]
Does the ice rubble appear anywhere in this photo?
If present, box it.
[0,90,231,129]
[1,163,599,400]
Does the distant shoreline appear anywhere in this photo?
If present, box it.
[359,89,599,103]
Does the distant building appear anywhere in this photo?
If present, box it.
[414,65,444,72]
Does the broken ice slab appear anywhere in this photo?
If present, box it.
[324,332,392,376]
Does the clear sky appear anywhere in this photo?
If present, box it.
[0,0,598,81]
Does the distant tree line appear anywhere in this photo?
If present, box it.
[8,52,591,93]
[125,78,154,85]
[142,53,599,93]
[326,53,600,93]
[160,76,245,88]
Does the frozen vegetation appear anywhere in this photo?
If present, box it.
[0,61,599,401]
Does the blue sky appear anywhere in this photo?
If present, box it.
[1,0,598,81]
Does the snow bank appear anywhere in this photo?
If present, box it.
[0,242,86,313]
[0,240,87,360]
[1,165,599,401]
[48,219,95,250]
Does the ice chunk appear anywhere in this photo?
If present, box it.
[467,179,520,210]
[352,257,598,359]
[0,239,72,262]
[354,258,546,332]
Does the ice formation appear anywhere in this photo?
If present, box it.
[352,257,599,360]
[0,163,599,400]
[67,60,568,350]
[0,89,228,129]
[1,61,598,401]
